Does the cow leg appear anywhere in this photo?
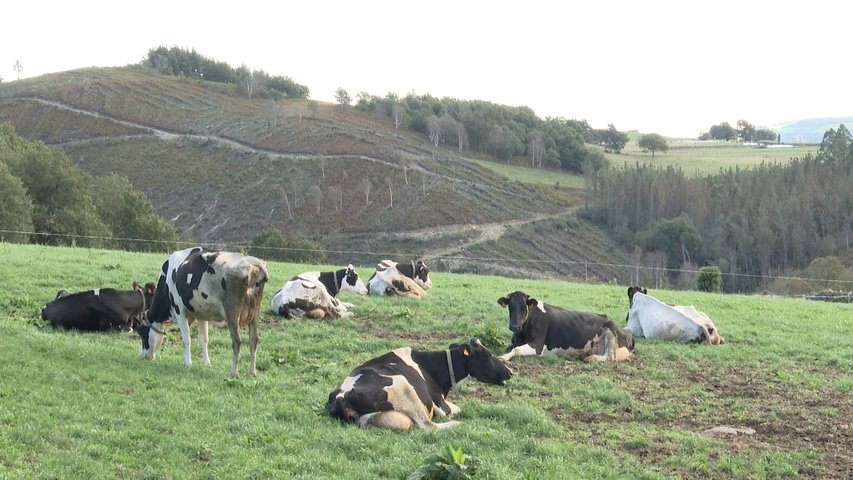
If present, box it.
[177,317,193,368]
[499,343,538,362]
[436,400,461,416]
[226,321,242,378]
[247,318,259,377]
[358,411,414,431]
[384,377,453,430]
[197,320,211,366]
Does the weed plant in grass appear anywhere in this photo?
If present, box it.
[0,243,850,479]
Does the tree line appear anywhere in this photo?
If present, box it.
[0,124,178,251]
[353,92,615,174]
[588,125,853,292]
[699,120,778,142]
[142,46,310,100]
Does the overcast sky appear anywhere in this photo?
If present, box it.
[2,1,850,138]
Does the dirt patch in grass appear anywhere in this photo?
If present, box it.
[350,314,459,349]
[520,357,852,479]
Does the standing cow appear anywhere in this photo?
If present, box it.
[327,338,511,431]
[41,282,156,332]
[498,291,634,362]
[136,247,269,377]
[271,264,368,319]
[366,260,432,297]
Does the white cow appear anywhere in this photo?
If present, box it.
[271,265,367,319]
[625,288,724,345]
[366,260,430,298]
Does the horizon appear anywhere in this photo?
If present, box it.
[3,1,852,138]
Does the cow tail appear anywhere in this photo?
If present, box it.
[327,394,359,424]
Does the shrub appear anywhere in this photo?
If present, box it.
[408,445,479,480]
[247,227,324,263]
[697,266,722,293]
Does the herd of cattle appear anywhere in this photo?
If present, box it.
[40,247,724,431]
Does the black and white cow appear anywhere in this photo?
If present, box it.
[626,287,724,345]
[41,282,156,332]
[271,265,368,319]
[366,260,432,297]
[498,291,634,362]
[136,247,269,378]
[327,338,511,431]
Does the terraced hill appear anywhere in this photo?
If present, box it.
[0,67,626,281]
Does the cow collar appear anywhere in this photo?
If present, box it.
[410,260,416,279]
[138,288,147,312]
[445,349,458,393]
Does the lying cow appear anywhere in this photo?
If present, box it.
[366,260,431,297]
[41,282,156,332]
[137,247,269,377]
[625,287,724,345]
[271,264,367,319]
[498,291,634,362]
[327,338,511,431]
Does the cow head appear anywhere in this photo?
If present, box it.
[627,286,647,307]
[339,264,368,295]
[414,260,432,290]
[457,338,512,386]
[498,291,540,333]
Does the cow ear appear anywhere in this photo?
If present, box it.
[146,284,156,295]
[526,297,538,307]
[461,344,471,356]
[497,297,509,308]
[642,288,647,294]
[133,281,142,291]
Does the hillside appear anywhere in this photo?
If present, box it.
[0,67,620,280]
[770,117,853,144]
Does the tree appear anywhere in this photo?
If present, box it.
[426,115,442,146]
[392,104,405,129]
[307,185,323,214]
[638,133,669,157]
[697,266,722,292]
[736,120,756,142]
[527,130,545,167]
[709,122,737,141]
[0,161,33,243]
[13,60,22,80]
[360,177,372,206]
[818,124,852,164]
[334,87,351,111]
[601,124,629,153]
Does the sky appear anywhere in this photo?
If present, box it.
[2,0,851,138]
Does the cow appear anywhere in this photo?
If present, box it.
[41,282,156,332]
[271,264,368,319]
[366,260,432,297]
[136,247,269,378]
[625,287,724,345]
[327,338,511,431]
[498,291,634,362]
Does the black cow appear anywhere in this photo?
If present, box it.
[327,338,511,431]
[41,282,156,332]
[498,291,634,362]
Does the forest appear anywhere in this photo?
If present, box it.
[588,125,853,292]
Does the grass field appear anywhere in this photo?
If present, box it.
[606,141,818,176]
[1,244,851,478]
[469,159,587,189]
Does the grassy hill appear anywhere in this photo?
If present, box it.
[1,243,850,479]
[0,67,601,279]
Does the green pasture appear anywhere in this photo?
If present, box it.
[606,141,819,176]
[470,159,586,189]
[0,243,850,479]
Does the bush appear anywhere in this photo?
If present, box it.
[247,227,325,263]
[408,445,479,480]
[697,266,722,293]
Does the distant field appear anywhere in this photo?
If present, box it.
[1,243,850,479]
[470,158,586,188]
[606,140,819,175]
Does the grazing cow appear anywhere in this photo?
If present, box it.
[271,264,368,319]
[327,338,511,431]
[136,247,269,377]
[366,260,431,297]
[625,287,724,345]
[41,282,156,332]
[498,291,634,362]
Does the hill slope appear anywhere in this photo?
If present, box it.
[0,67,625,281]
